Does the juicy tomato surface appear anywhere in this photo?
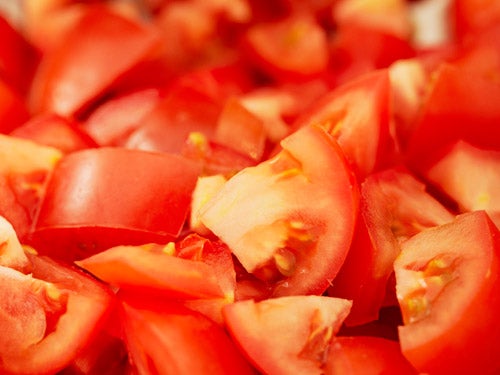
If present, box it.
[0,1,499,374]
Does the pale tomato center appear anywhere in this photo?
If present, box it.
[399,255,458,324]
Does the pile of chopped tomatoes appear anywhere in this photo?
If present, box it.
[1,0,499,374]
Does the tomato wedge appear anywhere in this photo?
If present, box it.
[31,147,200,261]
[294,69,395,179]
[120,296,256,375]
[77,243,225,300]
[0,218,114,375]
[329,167,455,326]
[29,6,163,117]
[394,210,500,374]
[223,295,352,375]
[426,140,500,228]
[200,124,359,296]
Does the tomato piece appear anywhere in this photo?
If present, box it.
[325,336,418,375]
[82,88,162,147]
[58,328,129,375]
[0,79,30,134]
[0,15,40,96]
[200,125,358,296]
[29,6,163,117]
[332,0,413,40]
[0,249,114,375]
[405,63,500,173]
[0,216,30,272]
[10,113,97,153]
[77,243,225,300]
[388,58,430,151]
[329,168,455,326]
[0,135,62,240]
[181,132,258,177]
[31,147,200,261]
[425,140,500,228]
[451,0,500,40]
[329,25,415,85]
[242,15,330,82]
[214,97,267,161]
[223,295,352,375]
[123,84,221,154]
[295,69,395,179]
[394,211,500,374]
[120,296,256,375]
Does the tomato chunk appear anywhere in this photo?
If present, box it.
[394,211,500,374]
[200,124,358,296]
[31,147,200,261]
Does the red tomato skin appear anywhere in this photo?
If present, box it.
[31,147,201,261]
[405,63,500,174]
[294,69,396,179]
[120,295,256,375]
[242,15,330,83]
[395,211,500,375]
[29,6,163,118]
[10,113,97,153]
[0,80,30,134]
[325,336,418,375]
[0,15,40,96]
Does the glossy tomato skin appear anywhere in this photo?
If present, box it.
[0,79,30,134]
[31,147,201,261]
[119,295,256,375]
[0,15,40,96]
[405,63,500,174]
[324,336,418,375]
[29,5,164,118]
[394,211,500,374]
[10,113,97,153]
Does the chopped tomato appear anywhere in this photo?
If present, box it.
[82,88,162,147]
[325,336,418,374]
[200,124,359,296]
[405,63,500,173]
[242,15,330,82]
[214,97,267,161]
[394,210,500,374]
[328,25,415,85]
[0,15,40,96]
[120,295,256,375]
[77,243,225,300]
[223,295,352,375]
[29,6,164,117]
[0,135,62,240]
[294,69,395,179]
[0,221,114,375]
[0,79,30,134]
[425,140,500,228]
[10,113,97,153]
[332,0,413,40]
[329,167,454,325]
[31,147,200,261]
